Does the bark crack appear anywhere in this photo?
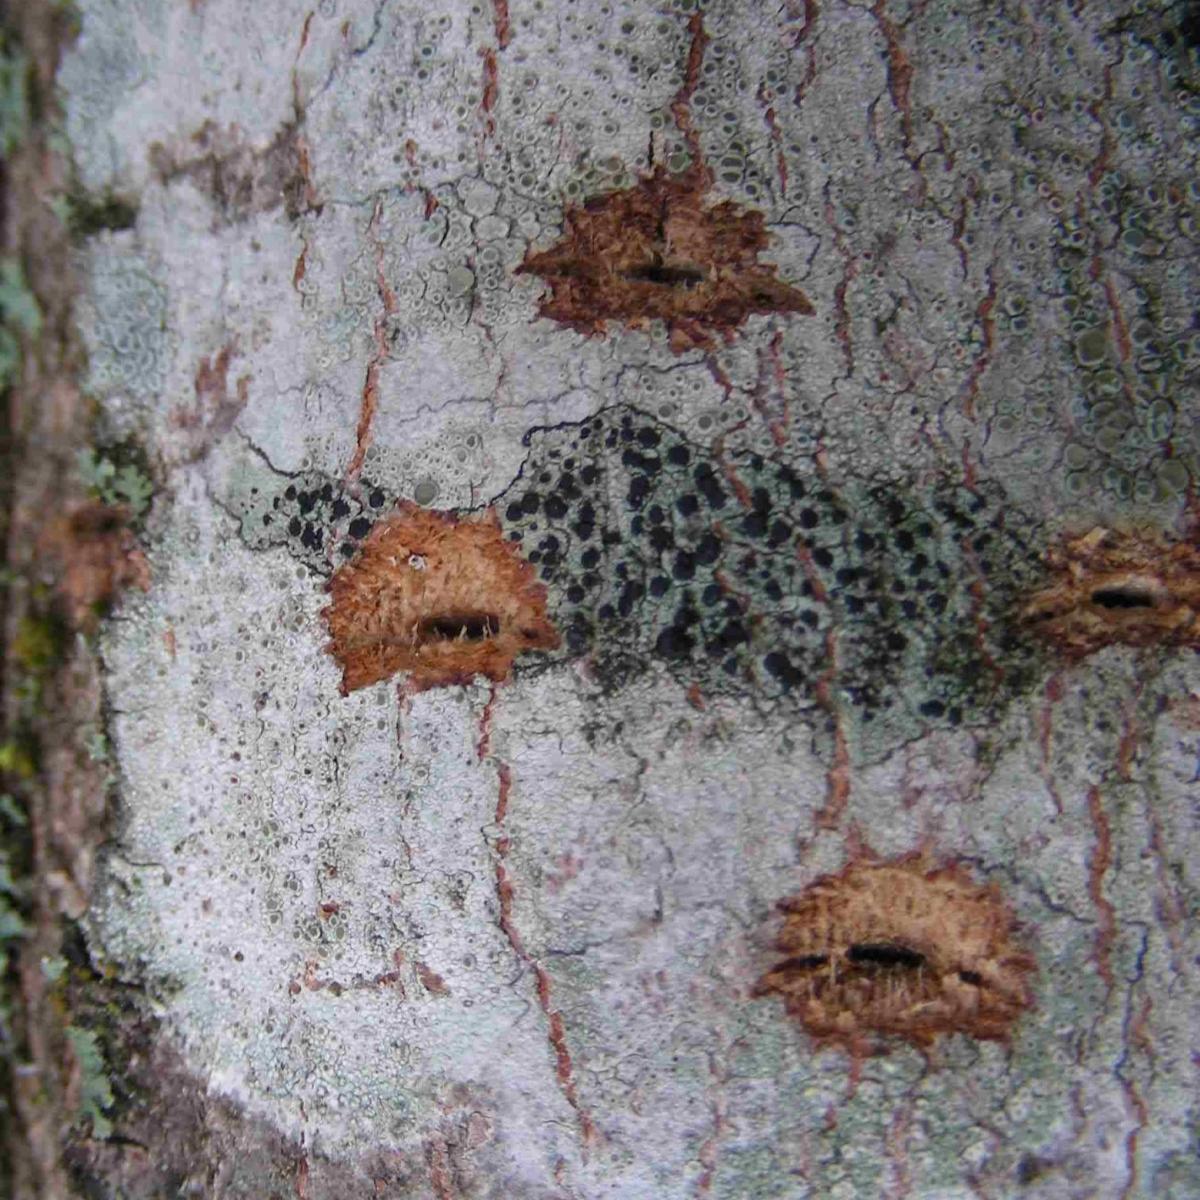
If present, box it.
[476,688,597,1150]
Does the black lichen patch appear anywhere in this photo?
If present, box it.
[493,406,1044,746]
[239,406,1044,748]
[236,474,389,575]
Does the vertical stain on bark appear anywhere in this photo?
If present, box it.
[292,11,314,116]
[491,0,511,50]
[757,85,788,198]
[959,262,997,420]
[870,1,914,146]
[823,183,861,378]
[1037,673,1067,816]
[1119,1072,1149,1200]
[292,237,308,291]
[346,198,397,482]
[812,627,851,831]
[790,0,820,49]
[694,1038,730,1194]
[480,47,499,139]
[1104,276,1133,364]
[476,701,596,1148]
[670,12,710,163]
[1085,786,1116,989]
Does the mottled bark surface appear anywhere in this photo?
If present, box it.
[3,0,1199,1197]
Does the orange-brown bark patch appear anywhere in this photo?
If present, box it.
[415,962,451,996]
[171,343,249,461]
[755,856,1034,1052]
[323,504,559,694]
[517,165,813,353]
[42,503,151,631]
[1023,526,1200,658]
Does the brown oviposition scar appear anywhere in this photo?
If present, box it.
[1022,525,1200,658]
[517,164,813,353]
[323,503,560,694]
[755,856,1035,1052]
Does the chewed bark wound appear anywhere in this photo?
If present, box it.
[775,954,831,971]
[847,943,925,970]
[756,856,1035,1052]
[775,945,927,972]
[323,504,559,694]
[1088,584,1159,609]
[1024,526,1200,657]
[517,164,813,353]
[621,259,707,288]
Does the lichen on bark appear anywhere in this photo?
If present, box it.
[3,0,1199,1197]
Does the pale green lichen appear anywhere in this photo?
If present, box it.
[80,253,169,403]
[82,727,109,763]
[39,954,68,982]
[0,258,42,392]
[0,794,26,828]
[65,1025,115,1140]
[0,34,28,157]
[76,448,154,517]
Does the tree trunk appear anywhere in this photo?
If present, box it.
[4,0,1199,1196]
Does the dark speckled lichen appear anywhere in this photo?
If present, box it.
[241,407,1045,753]
[494,407,1044,746]
[237,474,390,574]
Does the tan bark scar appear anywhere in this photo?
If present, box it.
[755,856,1035,1053]
[517,165,814,353]
[1023,526,1200,658]
[323,504,559,694]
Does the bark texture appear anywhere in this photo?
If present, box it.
[3,0,1200,1197]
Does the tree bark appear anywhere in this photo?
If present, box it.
[4,0,1199,1196]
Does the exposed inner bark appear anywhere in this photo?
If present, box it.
[517,165,813,353]
[1089,586,1158,609]
[1024,527,1200,657]
[323,504,559,693]
[620,260,707,288]
[418,611,501,641]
